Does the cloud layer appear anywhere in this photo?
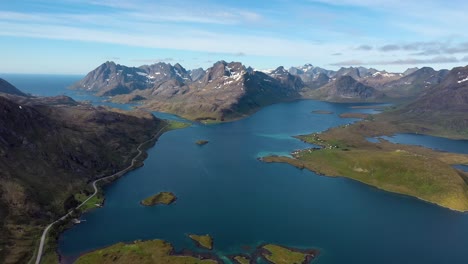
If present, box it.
[1,0,468,73]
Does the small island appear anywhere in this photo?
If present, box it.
[140,192,177,206]
[228,255,251,264]
[196,140,209,146]
[259,244,318,264]
[311,110,334,114]
[188,234,213,250]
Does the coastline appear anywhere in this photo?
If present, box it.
[34,122,172,264]
[262,155,468,213]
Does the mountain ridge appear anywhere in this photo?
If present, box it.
[72,61,457,121]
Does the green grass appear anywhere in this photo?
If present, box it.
[188,234,213,250]
[75,239,218,264]
[166,120,191,130]
[261,244,310,264]
[140,192,176,206]
[74,192,104,212]
[297,133,349,150]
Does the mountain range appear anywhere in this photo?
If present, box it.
[0,79,166,263]
[72,61,453,121]
[389,65,468,136]
[72,61,304,121]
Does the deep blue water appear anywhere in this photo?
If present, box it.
[1,74,135,110]
[454,165,468,172]
[4,75,468,264]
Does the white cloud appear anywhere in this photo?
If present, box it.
[331,56,460,66]
[0,21,345,58]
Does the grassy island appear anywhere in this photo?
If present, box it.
[229,255,251,264]
[196,140,209,146]
[74,239,219,264]
[260,244,318,264]
[188,234,213,250]
[140,192,177,206]
[263,119,468,211]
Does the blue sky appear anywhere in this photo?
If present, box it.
[1,0,468,74]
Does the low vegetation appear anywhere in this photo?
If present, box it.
[260,244,317,264]
[140,192,177,206]
[74,239,219,264]
[188,234,213,250]
[74,191,104,212]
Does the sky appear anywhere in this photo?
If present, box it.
[1,0,468,74]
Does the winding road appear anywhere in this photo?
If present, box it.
[34,125,168,264]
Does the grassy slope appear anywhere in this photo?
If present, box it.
[75,240,218,264]
[264,119,468,211]
[166,120,191,130]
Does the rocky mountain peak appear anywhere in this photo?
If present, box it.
[202,61,246,84]
[189,68,205,82]
[334,67,361,79]
[403,67,419,76]
[271,66,288,75]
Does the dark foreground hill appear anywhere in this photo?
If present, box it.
[0,80,166,263]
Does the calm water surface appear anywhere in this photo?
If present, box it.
[3,75,468,264]
[380,134,468,154]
